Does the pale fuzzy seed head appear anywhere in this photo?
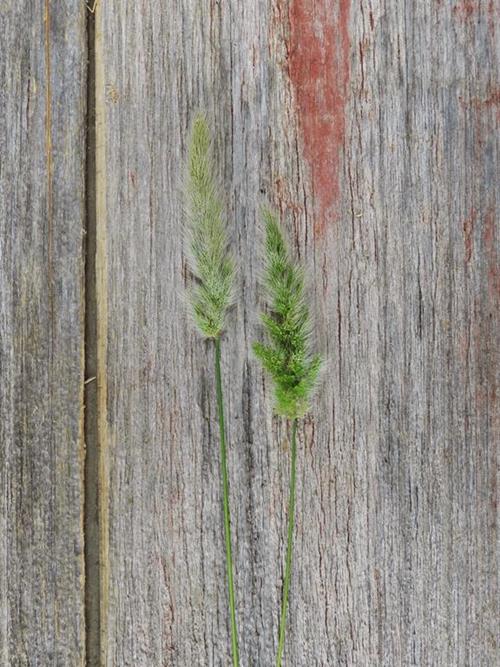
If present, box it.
[184,113,235,338]
[253,208,323,419]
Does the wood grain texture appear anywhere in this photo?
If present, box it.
[96,1,498,664]
[0,1,87,663]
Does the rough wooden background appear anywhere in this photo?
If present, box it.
[0,1,87,664]
[1,0,498,665]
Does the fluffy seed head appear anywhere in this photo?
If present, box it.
[184,114,234,338]
[253,209,323,419]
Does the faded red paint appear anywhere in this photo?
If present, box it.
[483,88,500,108]
[458,86,500,158]
[484,207,495,247]
[463,209,476,263]
[448,0,499,38]
[457,0,498,39]
[472,87,500,123]
[452,1,477,18]
[286,0,351,233]
[451,0,499,19]
[483,207,499,300]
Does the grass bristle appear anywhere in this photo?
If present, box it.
[184,114,234,338]
[253,209,322,418]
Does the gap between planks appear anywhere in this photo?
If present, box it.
[84,5,109,665]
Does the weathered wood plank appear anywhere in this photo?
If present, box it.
[0,1,87,663]
[97,0,498,664]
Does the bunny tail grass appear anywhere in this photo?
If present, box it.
[253,209,322,419]
[253,208,322,665]
[184,115,239,666]
[185,113,235,339]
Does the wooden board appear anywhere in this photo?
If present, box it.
[99,0,497,663]
[95,1,498,664]
[0,1,87,663]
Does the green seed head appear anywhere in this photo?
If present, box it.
[253,209,323,419]
[184,114,235,338]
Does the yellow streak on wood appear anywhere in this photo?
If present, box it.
[95,5,110,663]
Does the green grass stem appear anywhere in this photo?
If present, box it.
[276,418,298,667]
[215,336,240,667]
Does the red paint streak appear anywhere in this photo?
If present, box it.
[452,1,477,18]
[484,208,495,247]
[471,87,500,109]
[459,86,500,130]
[451,0,500,35]
[463,209,476,263]
[483,208,499,300]
[474,87,500,123]
[488,0,497,36]
[287,0,351,234]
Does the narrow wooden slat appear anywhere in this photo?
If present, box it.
[97,1,498,663]
[0,2,87,663]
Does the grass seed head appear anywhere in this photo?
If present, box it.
[184,114,235,338]
[253,209,322,418]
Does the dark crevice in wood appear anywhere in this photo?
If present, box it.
[84,10,100,666]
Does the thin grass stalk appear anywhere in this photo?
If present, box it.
[252,208,322,664]
[276,418,298,667]
[184,114,240,664]
[215,336,240,667]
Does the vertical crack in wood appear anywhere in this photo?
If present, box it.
[95,7,110,658]
[84,6,109,665]
[84,8,99,665]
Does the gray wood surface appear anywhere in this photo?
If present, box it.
[0,1,87,664]
[1,1,497,665]
[96,1,498,665]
